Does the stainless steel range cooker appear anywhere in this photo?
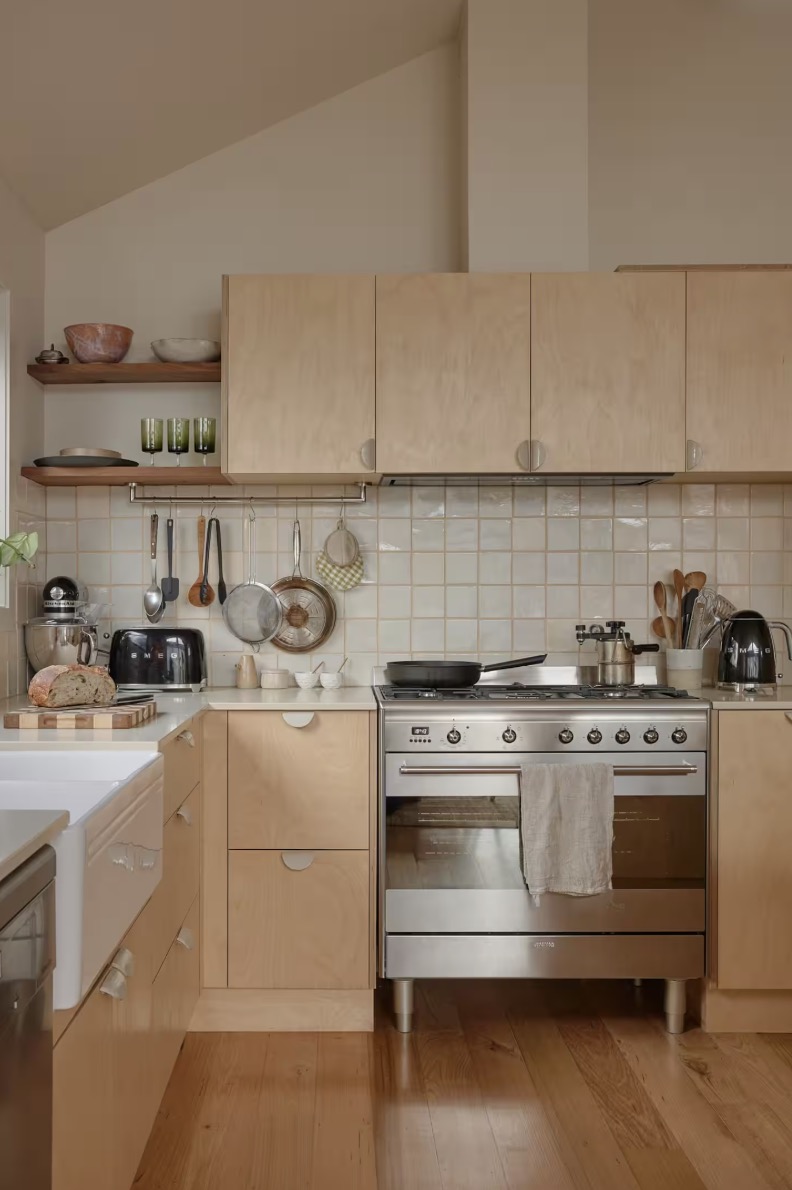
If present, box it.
[375,666,708,1034]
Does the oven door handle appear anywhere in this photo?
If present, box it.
[396,764,699,778]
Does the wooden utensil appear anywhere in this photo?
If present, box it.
[188,516,208,608]
[684,570,707,593]
[673,569,685,647]
[653,580,675,644]
[652,615,677,642]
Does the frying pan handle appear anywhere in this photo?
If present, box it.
[293,520,302,577]
[480,655,548,673]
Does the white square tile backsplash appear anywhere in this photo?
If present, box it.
[42,480,792,686]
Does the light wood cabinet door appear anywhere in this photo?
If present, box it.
[228,850,370,989]
[161,718,201,821]
[376,274,532,474]
[53,978,115,1190]
[228,711,369,850]
[531,273,686,474]
[717,711,792,988]
[687,272,792,472]
[222,274,376,480]
[145,786,200,974]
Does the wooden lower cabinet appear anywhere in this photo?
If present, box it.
[228,850,370,990]
[53,898,200,1190]
[716,711,792,990]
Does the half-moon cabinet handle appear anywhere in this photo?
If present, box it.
[99,968,128,1001]
[360,438,375,470]
[176,927,195,951]
[281,711,315,729]
[281,851,315,872]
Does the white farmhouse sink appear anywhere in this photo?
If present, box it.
[0,751,164,1008]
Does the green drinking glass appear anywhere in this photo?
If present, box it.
[167,417,190,466]
[140,418,163,466]
[193,417,216,465]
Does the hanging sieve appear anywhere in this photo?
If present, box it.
[222,509,282,651]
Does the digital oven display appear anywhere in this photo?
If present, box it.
[411,726,430,736]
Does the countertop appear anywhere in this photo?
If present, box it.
[0,686,376,750]
[706,687,792,711]
[0,809,69,883]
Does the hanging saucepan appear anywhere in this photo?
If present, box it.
[223,510,282,652]
[385,655,547,690]
[270,521,337,653]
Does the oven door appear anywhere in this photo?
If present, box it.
[383,752,706,936]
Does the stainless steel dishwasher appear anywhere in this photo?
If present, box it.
[0,846,56,1190]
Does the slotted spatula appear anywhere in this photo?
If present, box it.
[161,517,179,602]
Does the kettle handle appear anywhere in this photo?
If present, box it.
[769,621,792,662]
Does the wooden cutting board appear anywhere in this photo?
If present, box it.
[4,701,158,730]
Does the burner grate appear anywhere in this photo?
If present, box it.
[380,683,690,701]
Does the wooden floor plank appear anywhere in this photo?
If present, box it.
[455,982,581,1190]
[414,985,509,1190]
[368,1023,443,1190]
[256,1033,318,1189]
[311,1033,377,1190]
[507,985,642,1190]
[602,1009,778,1190]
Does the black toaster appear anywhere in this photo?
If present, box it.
[109,628,207,691]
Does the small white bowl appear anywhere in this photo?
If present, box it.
[260,669,292,689]
[320,672,344,689]
[294,671,320,689]
[151,338,221,363]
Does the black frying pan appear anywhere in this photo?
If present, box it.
[385,655,548,690]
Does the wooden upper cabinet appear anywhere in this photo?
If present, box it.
[687,272,792,472]
[716,711,792,990]
[375,274,532,474]
[530,273,686,474]
[222,275,376,480]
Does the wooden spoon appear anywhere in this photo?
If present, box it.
[188,516,208,608]
[653,580,675,645]
[673,569,685,647]
[684,570,706,593]
[652,615,677,642]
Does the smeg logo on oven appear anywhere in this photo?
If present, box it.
[532,940,555,948]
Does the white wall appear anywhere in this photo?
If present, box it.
[0,175,45,695]
[589,0,792,268]
[464,0,588,271]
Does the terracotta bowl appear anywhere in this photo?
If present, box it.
[64,323,133,364]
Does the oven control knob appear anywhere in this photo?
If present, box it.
[587,728,602,745]
[502,727,517,744]
[671,727,688,745]
[643,727,659,745]
[446,728,462,744]
[615,727,631,745]
[558,728,574,744]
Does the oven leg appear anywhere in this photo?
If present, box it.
[393,979,414,1033]
[664,978,687,1034]
[633,978,643,988]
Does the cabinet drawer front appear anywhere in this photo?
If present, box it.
[228,711,369,849]
[150,898,200,1092]
[162,719,201,821]
[228,850,370,990]
[144,787,200,975]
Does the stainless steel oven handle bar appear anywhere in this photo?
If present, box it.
[397,764,698,778]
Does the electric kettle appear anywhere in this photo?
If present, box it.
[717,609,792,691]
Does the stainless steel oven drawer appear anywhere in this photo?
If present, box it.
[385,887,705,934]
[385,933,705,980]
[386,752,705,798]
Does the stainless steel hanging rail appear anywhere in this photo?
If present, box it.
[128,482,369,507]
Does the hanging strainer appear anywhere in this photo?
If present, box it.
[222,510,282,652]
[270,521,337,653]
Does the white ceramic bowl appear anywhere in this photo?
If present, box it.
[294,671,320,689]
[320,672,344,689]
[260,669,292,690]
[151,338,221,364]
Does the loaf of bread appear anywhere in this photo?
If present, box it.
[28,664,116,708]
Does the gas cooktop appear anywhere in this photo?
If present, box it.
[378,683,693,702]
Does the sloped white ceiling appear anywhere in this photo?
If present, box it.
[0,0,461,228]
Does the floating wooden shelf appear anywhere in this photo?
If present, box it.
[22,466,230,488]
[27,361,221,385]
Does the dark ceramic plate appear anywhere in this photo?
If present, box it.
[34,456,139,468]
